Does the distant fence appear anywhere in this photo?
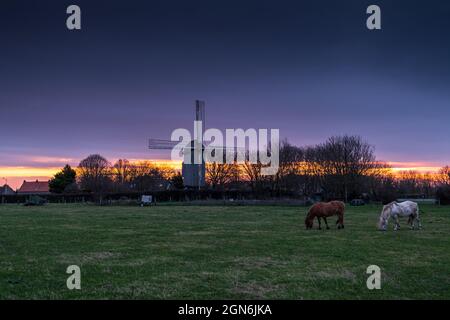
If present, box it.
[0,189,304,205]
[397,198,438,205]
[1,192,444,205]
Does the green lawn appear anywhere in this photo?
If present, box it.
[0,203,449,299]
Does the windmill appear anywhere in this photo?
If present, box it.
[148,100,206,189]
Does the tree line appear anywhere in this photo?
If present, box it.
[50,157,177,194]
[49,135,450,203]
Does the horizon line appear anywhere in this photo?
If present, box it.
[1,160,446,189]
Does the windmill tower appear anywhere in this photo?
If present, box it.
[148,100,206,189]
[182,100,206,189]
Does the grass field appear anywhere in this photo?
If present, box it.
[0,203,449,299]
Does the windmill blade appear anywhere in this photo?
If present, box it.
[149,139,212,150]
[203,144,247,151]
[148,139,181,150]
[196,100,205,132]
[150,139,251,152]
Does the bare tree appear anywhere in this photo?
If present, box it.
[112,159,132,191]
[128,161,168,192]
[395,170,438,198]
[204,147,238,190]
[274,140,311,195]
[365,162,393,202]
[240,149,275,192]
[241,160,263,191]
[206,162,236,189]
[78,154,112,194]
[308,135,383,201]
[437,166,450,204]
[438,166,450,186]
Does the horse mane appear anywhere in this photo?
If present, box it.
[305,206,318,227]
[385,201,396,210]
[381,201,397,219]
[305,207,315,220]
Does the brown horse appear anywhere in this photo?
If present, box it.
[305,201,345,230]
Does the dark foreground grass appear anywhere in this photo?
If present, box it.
[0,204,449,299]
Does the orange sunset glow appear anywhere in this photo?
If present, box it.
[0,160,183,189]
[0,159,444,190]
[388,162,442,173]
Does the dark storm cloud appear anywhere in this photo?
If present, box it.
[0,0,449,166]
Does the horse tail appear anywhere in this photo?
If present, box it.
[339,210,344,226]
[415,203,424,216]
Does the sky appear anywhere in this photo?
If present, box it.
[1,0,450,188]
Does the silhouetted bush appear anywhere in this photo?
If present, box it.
[436,186,450,205]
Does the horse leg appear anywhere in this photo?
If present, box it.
[393,215,400,231]
[415,214,422,230]
[317,217,322,230]
[408,215,414,230]
[323,217,330,230]
[336,215,344,229]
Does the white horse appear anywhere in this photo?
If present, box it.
[378,201,422,231]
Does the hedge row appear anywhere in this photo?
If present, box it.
[0,189,301,204]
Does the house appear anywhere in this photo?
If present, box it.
[0,184,15,195]
[17,180,50,195]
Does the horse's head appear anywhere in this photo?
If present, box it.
[378,216,387,231]
[378,205,390,231]
[305,213,314,229]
